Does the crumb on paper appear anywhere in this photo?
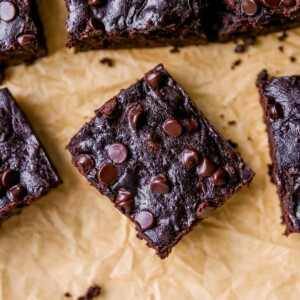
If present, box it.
[228,120,237,126]
[228,140,238,149]
[278,31,288,41]
[64,292,72,298]
[278,46,284,53]
[234,44,246,54]
[78,285,101,300]
[231,59,242,70]
[170,46,180,53]
[243,36,256,46]
[290,56,297,63]
[100,58,114,67]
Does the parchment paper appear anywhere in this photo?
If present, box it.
[1,1,300,299]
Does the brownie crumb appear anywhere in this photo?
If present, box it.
[100,58,114,67]
[278,46,284,53]
[78,285,101,300]
[170,46,180,53]
[64,292,72,298]
[228,140,238,149]
[220,114,224,119]
[278,31,288,42]
[0,68,5,85]
[228,120,237,126]
[234,44,246,53]
[231,59,242,70]
[290,56,297,63]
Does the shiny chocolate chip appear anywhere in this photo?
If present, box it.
[17,34,36,46]
[115,189,133,214]
[88,17,104,31]
[1,169,19,189]
[270,102,283,120]
[134,211,155,231]
[145,70,163,89]
[150,174,170,194]
[0,1,18,22]
[97,163,117,185]
[129,109,145,130]
[211,168,229,186]
[163,117,182,137]
[260,0,280,7]
[197,158,217,177]
[181,149,199,169]
[88,0,105,6]
[108,143,128,164]
[76,154,94,174]
[7,184,26,202]
[196,201,215,219]
[242,0,259,16]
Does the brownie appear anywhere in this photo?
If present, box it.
[67,64,254,258]
[0,88,61,222]
[257,70,300,235]
[65,0,209,51]
[0,0,47,68]
[217,0,300,42]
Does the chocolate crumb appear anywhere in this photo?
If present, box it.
[228,120,237,126]
[100,58,114,67]
[247,136,252,141]
[170,46,180,53]
[78,285,101,300]
[290,56,297,63]
[220,114,224,119]
[64,292,72,298]
[278,31,288,42]
[228,140,238,149]
[234,44,246,53]
[278,46,284,53]
[231,59,242,70]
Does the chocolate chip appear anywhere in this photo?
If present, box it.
[88,0,105,6]
[7,184,26,202]
[242,0,259,16]
[134,211,155,231]
[260,0,280,7]
[115,189,133,214]
[150,174,170,194]
[97,163,117,185]
[196,201,215,219]
[17,34,36,46]
[87,285,101,297]
[145,70,163,89]
[108,143,128,164]
[1,169,19,189]
[197,158,217,177]
[270,103,283,120]
[211,168,229,186]
[76,154,94,174]
[181,149,199,169]
[163,117,182,137]
[0,1,18,22]
[129,109,145,130]
[88,17,104,31]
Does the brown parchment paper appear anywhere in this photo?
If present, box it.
[2,1,300,299]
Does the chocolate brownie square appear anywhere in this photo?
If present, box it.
[0,88,61,222]
[218,0,300,41]
[0,0,47,67]
[65,0,209,51]
[257,70,300,234]
[67,64,254,259]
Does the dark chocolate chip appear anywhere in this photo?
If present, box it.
[163,117,182,137]
[115,189,133,214]
[196,201,215,219]
[260,0,280,7]
[17,34,36,46]
[150,174,170,194]
[242,0,259,16]
[211,168,229,186]
[7,184,26,202]
[0,1,18,22]
[129,109,145,130]
[76,154,94,174]
[88,0,105,6]
[145,70,163,89]
[98,163,117,185]
[181,149,199,169]
[1,169,19,189]
[88,17,104,31]
[108,143,128,164]
[197,158,217,177]
[134,211,155,231]
[270,102,283,120]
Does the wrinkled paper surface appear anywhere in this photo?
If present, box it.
[1,1,300,299]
